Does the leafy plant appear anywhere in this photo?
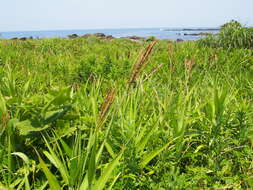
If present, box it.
[199,20,253,49]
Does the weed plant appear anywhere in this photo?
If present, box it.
[0,27,253,189]
[199,20,253,49]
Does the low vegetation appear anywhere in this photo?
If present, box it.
[199,20,253,49]
[1,21,253,189]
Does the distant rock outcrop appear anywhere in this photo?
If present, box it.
[81,33,114,40]
[176,39,184,42]
[94,33,106,38]
[19,37,27,41]
[184,32,210,36]
[145,36,156,42]
[68,34,79,39]
[126,36,144,40]
[105,35,114,40]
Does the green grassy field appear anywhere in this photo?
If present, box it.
[1,22,253,189]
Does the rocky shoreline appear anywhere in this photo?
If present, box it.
[9,33,158,42]
[67,33,157,42]
[183,32,211,36]
[68,33,160,43]
[7,31,212,42]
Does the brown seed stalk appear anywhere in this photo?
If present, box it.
[127,41,157,89]
[168,41,174,57]
[184,58,195,72]
[99,88,116,124]
[143,63,164,83]
[168,42,175,72]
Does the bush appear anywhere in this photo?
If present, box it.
[199,20,253,49]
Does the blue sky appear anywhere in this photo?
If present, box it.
[1,0,252,31]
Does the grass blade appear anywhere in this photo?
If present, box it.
[36,151,61,190]
[91,150,123,190]
[140,138,177,169]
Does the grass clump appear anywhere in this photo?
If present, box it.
[199,20,253,49]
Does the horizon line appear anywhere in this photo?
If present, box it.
[0,26,222,33]
[1,24,252,34]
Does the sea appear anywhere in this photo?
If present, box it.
[0,27,219,41]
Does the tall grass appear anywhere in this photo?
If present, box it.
[0,30,253,189]
[199,20,253,49]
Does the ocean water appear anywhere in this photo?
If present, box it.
[0,28,219,41]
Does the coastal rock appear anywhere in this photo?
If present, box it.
[81,33,115,40]
[82,33,92,38]
[82,33,112,39]
[68,34,79,39]
[184,32,210,36]
[105,35,114,40]
[126,36,144,40]
[145,36,156,42]
[94,33,106,38]
[176,39,184,42]
[11,37,18,40]
[182,28,219,31]
[19,37,27,41]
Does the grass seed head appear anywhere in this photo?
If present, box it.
[184,58,195,72]
[99,88,116,123]
[128,41,157,89]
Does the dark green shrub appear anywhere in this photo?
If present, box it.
[199,20,253,49]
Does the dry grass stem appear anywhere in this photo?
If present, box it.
[99,88,116,124]
[143,63,164,83]
[168,42,175,72]
[168,42,174,57]
[184,59,195,72]
[127,41,157,89]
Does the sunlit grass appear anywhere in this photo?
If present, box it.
[0,25,253,189]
